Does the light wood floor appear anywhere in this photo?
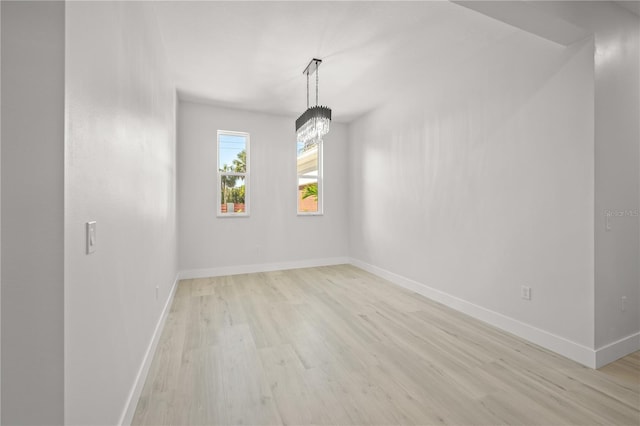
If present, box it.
[133,265,640,425]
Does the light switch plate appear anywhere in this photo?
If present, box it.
[87,221,97,254]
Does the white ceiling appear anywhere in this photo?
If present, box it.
[152,1,519,123]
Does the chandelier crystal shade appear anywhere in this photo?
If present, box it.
[296,58,331,145]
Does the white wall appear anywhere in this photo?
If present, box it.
[348,27,595,349]
[592,2,640,352]
[65,2,177,424]
[178,102,349,275]
[1,2,3,420]
[533,0,640,359]
[1,1,65,424]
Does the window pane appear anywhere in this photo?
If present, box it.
[217,130,249,217]
[297,141,318,176]
[297,139,321,214]
[298,177,318,213]
[220,175,246,213]
[219,134,247,172]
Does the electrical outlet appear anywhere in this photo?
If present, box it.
[521,286,531,301]
[621,296,627,311]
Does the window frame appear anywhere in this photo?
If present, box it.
[217,130,250,218]
[296,139,323,216]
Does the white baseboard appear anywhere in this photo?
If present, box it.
[349,258,605,369]
[118,273,180,426]
[178,257,350,280]
[595,332,640,368]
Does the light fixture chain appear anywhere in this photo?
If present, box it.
[306,71,309,109]
[316,63,319,106]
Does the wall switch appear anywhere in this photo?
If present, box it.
[521,286,531,301]
[605,215,612,231]
[86,221,97,254]
[621,296,627,311]
[155,286,159,300]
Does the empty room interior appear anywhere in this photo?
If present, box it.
[1,1,639,425]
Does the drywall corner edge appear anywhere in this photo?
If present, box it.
[349,258,599,369]
[118,273,180,426]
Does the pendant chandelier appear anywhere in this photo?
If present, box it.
[296,58,331,145]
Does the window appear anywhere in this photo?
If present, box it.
[297,139,322,214]
[217,130,249,216]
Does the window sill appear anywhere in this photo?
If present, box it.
[297,212,324,217]
[217,213,250,218]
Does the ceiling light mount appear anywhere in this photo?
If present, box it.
[296,58,331,145]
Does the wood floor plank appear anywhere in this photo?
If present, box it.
[133,265,640,425]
